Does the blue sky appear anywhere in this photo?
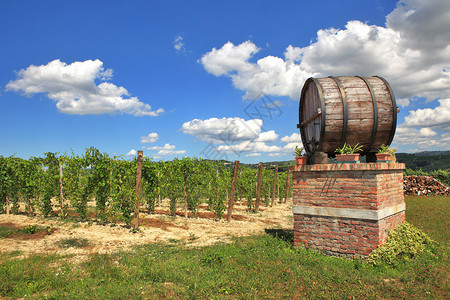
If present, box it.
[1,0,449,162]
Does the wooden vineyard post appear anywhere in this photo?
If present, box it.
[277,183,280,203]
[284,166,292,203]
[6,194,10,215]
[157,171,161,207]
[239,170,242,203]
[184,177,188,218]
[271,165,278,207]
[5,161,9,215]
[132,150,143,230]
[227,160,239,222]
[254,162,263,212]
[58,158,65,218]
[216,168,220,205]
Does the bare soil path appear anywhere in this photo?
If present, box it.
[0,199,293,260]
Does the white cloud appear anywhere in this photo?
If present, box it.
[254,130,278,142]
[217,141,281,154]
[174,35,185,53]
[200,0,450,152]
[418,127,438,137]
[272,100,284,107]
[283,142,300,152]
[156,149,186,157]
[200,41,259,77]
[181,117,262,143]
[393,127,450,152]
[280,132,301,143]
[268,153,283,157]
[181,117,286,157]
[279,133,303,154]
[126,149,137,156]
[144,143,175,151]
[200,41,312,100]
[386,0,450,54]
[245,153,261,157]
[200,1,450,105]
[6,59,164,116]
[403,98,450,131]
[144,143,186,159]
[140,132,159,144]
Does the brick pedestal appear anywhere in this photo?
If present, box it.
[293,162,405,257]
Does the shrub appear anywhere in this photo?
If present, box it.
[367,222,439,267]
[21,225,38,235]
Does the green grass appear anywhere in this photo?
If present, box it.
[0,195,448,299]
[0,226,18,238]
[406,195,449,250]
[0,224,50,238]
[59,238,90,248]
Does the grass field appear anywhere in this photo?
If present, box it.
[0,195,448,299]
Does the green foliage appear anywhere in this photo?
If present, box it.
[277,171,288,203]
[0,156,41,215]
[429,169,450,186]
[109,157,135,225]
[0,149,295,226]
[63,152,90,219]
[261,168,273,205]
[238,167,257,210]
[294,146,304,157]
[214,192,226,220]
[367,222,439,267]
[21,225,38,234]
[377,144,397,156]
[404,168,450,186]
[84,147,112,222]
[40,152,61,217]
[159,160,183,216]
[142,157,158,213]
[336,143,363,154]
[396,152,450,172]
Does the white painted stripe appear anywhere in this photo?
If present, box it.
[292,202,405,220]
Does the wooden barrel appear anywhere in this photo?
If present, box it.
[298,76,398,156]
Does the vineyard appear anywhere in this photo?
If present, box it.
[0,147,293,227]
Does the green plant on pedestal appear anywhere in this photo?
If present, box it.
[376,144,397,162]
[335,143,363,164]
[294,146,307,166]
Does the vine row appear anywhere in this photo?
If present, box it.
[0,148,293,225]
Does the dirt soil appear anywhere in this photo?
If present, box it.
[0,199,293,260]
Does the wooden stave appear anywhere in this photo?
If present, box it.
[298,76,397,157]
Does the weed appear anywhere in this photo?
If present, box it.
[130,227,140,234]
[21,225,37,234]
[168,238,181,244]
[59,238,90,248]
[188,232,198,241]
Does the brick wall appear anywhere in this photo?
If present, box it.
[293,162,405,257]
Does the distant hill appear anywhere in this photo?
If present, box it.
[233,151,450,172]
[396,152,450,172]
[413,151,450,156]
